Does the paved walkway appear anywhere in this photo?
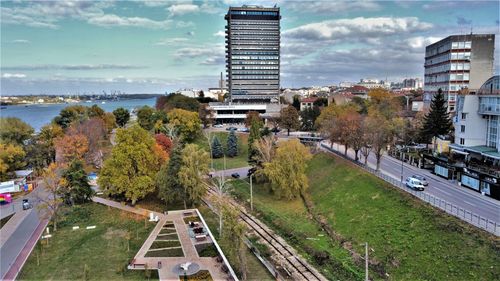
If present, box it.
[92,197,236,281]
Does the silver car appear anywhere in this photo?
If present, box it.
[405,177,425,191]
[411,175,428,186]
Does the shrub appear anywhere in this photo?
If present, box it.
[226,131,238,157]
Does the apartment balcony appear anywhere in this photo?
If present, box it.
[478,104,500,115]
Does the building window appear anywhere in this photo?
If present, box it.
[460,138,465,145]
[461,113,467,120]
[460,125,465,133]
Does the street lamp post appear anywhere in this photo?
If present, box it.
[249,173,253,212]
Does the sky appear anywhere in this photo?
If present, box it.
[1,0,499,95]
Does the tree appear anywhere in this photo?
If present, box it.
[247,121,261,164]
[368,88,401,120]
[87,104,105,118]
[156,144,183,209]
[70,118,108,167]
[359,120,373,166]
[219,203,247,280]
[26,124,64,172]
[199,104,214,128]
[279,106,300,136]
[38,163,64,231]
[113,107,130,127]
[167,108,201,141]
[61,160,93,204]
[344,110,364,161]
[211,136,224,159]
[245,111,263,128]
[365,112,393,171]
[205,174,232,236]
[53,105,88,129]
[154,134,173,155]
[300,106,321,131]
[98,125,161,204]
[252,135,276,183]
[226,131,238,157]
[137,106,155,131]
[178,144,210,208]
[420,89,452,145]
[102,112,116,133]
[0,143,26,181]
[0,117,34,145]
[263,139,312,199]
[54,134,89,164]
[156,94,200,112]
[292,95,301,110]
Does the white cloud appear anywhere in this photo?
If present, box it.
[283,0,381,14]
[173,44,224,65]
[168,4,199,16]
[87,14,173,29]
[284,17,433,41]
[154,37,189,46]
[2,64,146,71]
[213,31,225,37]
[2,73,26,78]
[404,36,441,49]
[12,39,30,44]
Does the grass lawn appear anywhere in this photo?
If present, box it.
[193,132,249,170]
[149,240,181,249]
[144,247,183,257]
[197,204,274,281]
[18,203,157,281]
[230,180,362,280]
[231,152,500,280]
[307,153,500,280]
[0,213,14,229]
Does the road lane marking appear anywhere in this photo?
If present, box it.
[463,200,477,207]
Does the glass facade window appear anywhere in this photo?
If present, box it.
[479,97,500,114]
[434,165,449,177]
[461,175,480,190]
[487,116,498,148]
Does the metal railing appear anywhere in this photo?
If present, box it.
[320,143,499,236]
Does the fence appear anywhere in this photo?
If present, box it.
[320,143,500,236]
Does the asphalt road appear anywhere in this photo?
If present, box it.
[0,187,48,279]
[211,166,251,179]
[321,141,500,224]
[0,187,44,220]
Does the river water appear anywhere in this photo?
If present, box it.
[0,98,156,132]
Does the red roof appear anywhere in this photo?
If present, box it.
[301,97,318,103]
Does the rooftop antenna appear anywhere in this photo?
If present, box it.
[274,3,277,8]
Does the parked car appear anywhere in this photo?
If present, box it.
[411,175,428,186]
[22,199,33,210]
[238,127,250,132]
[405,177,425,191]
[213,124,223,128]
[231,173,240,179]
[271,127,281,133]
[226,127,238,131]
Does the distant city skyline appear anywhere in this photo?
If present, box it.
[1,0,499,95]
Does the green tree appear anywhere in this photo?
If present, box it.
[421,89,452,144]
[198,104,214,128]
[211,136,224,159]
[219,203,247,280]
[248,121,262,164]
[178,144,210,208]
[39,163,64,231]
[61,160,93,204]
[226,131,238,157]
[156,144,183,209]
[279,106,300,136]
[263,139,312,200]
[167,108,201,141]
[292,95,301,110]
[87,104,105,118]
[98,125,160,204]
[0,117,34,145]
[53,105,88,129]
[300,106,321,131]
[0,143,26,181]
[113,107,130,127]
[137,106,155,131]
[156,94,200,112]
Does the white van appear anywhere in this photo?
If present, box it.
[405,177,425,191]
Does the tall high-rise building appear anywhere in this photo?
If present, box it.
[424,34,495,112]
[225,5,281,103]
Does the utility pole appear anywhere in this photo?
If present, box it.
[365,242,369,281]
[400,121,405,183]
[250,173,253,212]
